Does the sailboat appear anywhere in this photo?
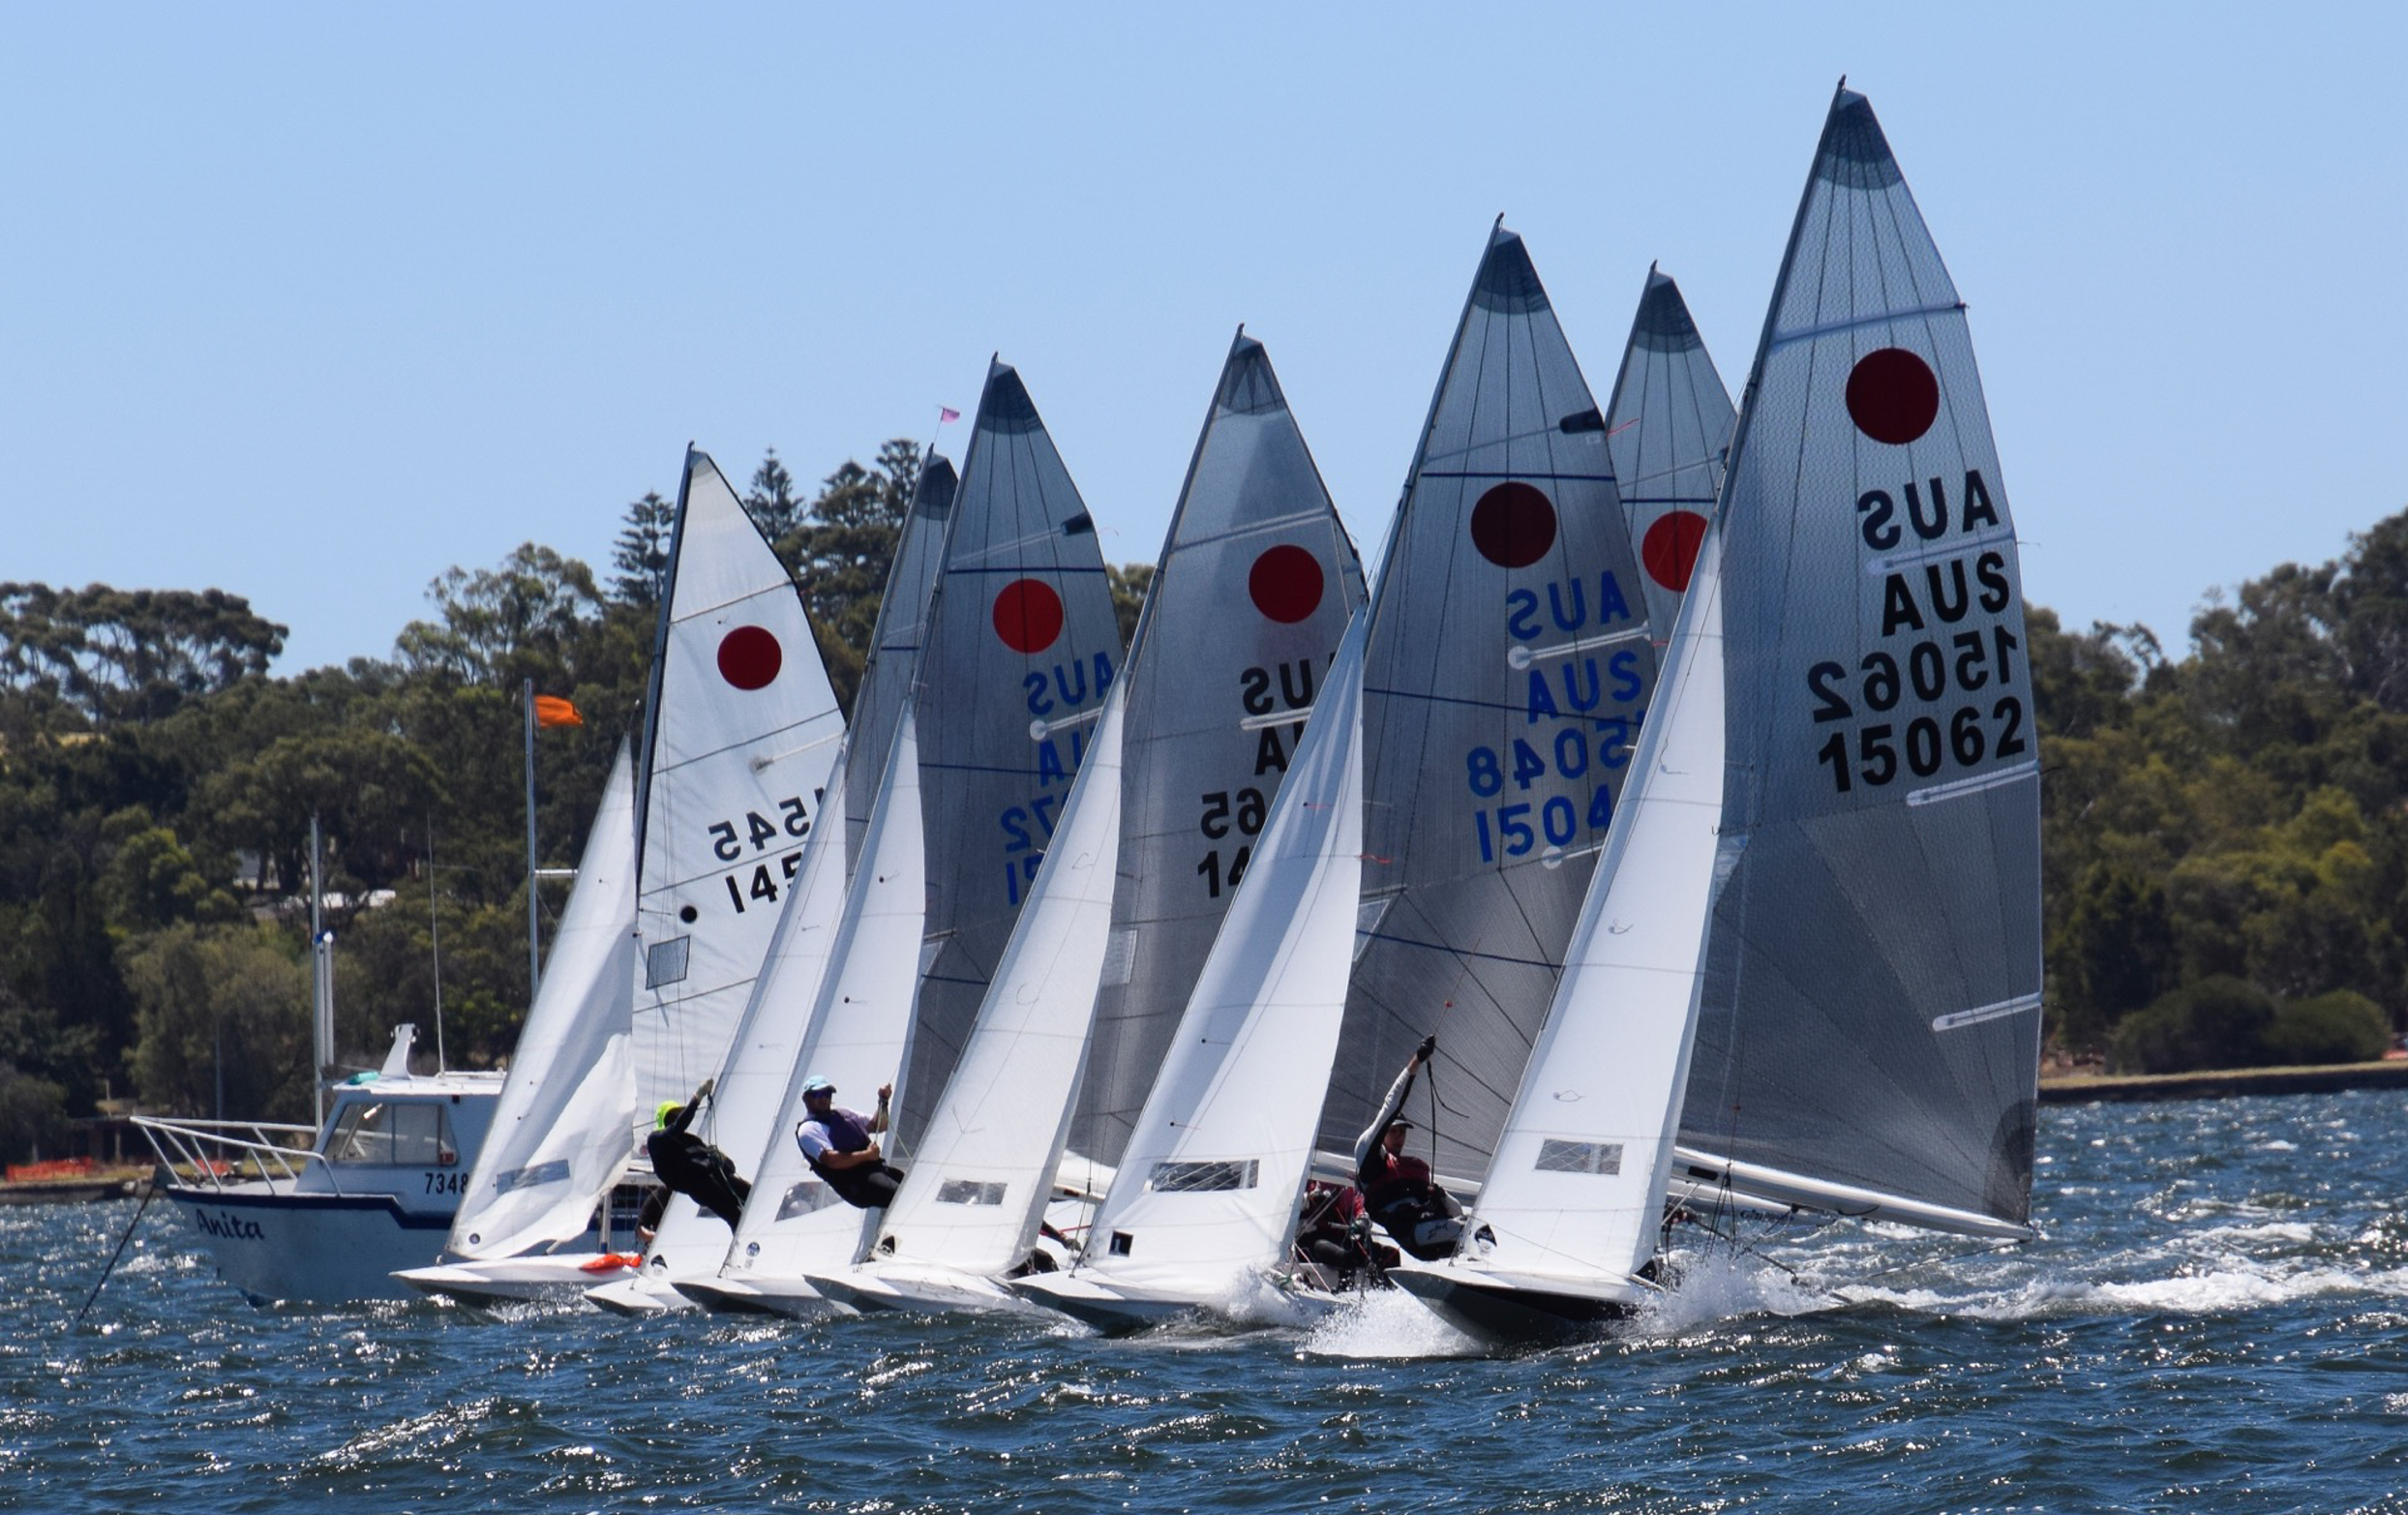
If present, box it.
[1318,224,1662,1207]
[583,455,957,1315]
[684,363,1123,1314]
[1667,85,2043,1244]
[1064,330,1367,1183]
[1389,426,1729,1337]
[676,712,929,1315]
[898,361,1125,1148]
[1014,612,1369,1330]
[802,677,1129,1313]
[397,446,847,1303]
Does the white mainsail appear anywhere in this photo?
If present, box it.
[630,447,847,1118]
[806,678,1128,1311]
[399,447,846,1301]
[686,713,929,1313]
[442,743,639,1260]
[1017,613,1368,1328]
[1673,85,2042,1240]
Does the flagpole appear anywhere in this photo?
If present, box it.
[523,678,540,990]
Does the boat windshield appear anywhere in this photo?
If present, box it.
[324,1099,457,1167]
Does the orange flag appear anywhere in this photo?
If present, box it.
[534,694,583,728]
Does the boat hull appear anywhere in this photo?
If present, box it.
[160,1183,455,1305]
[800,1262,1030,1315]
[673,1275,846,1319]
[393,1252,638,1307]
[1389,1261,1643,1342]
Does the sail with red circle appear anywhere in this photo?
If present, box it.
[1603,268,1736,642]
[1318,224,1662,1185]
[1065,330,1367,1171]
[1676,86,2042,1236]
[899,360,1124,1138]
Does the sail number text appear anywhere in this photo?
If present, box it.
[709,791,816,914]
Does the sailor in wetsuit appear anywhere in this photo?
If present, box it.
[1352,1034,1467,1261]
[794,1073,905,1209]
[645,1079,752,1228]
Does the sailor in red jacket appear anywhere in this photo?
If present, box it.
[1351,1034,1466,1260]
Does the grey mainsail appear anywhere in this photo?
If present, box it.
[1603,269,1736,643]
[1319,225,1662,1183]
[902,361,1123,1144]
[843,455,956,874]
[1677,86,2042,1235]
[1067,331,1366,1169]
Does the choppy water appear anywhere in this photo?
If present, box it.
[9,1091,2406,1513]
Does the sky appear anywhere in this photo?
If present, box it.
[7,4,2405,677]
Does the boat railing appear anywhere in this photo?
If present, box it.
[132,1114,344,1195]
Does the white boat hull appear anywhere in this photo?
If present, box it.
[800,1261,1032,1315]
[394,1252,639,1306]
[160,1183,455,1305]
[1009,1269,1350,1334]
[672,1274,846,1319]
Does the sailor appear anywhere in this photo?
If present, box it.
[1352,1034,1466,1261]
[794,1074,905,1209]
[644,1078,752,1228]
[1295,1179,1394,1288]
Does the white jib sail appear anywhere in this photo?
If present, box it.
[1454,506,1728,1290]
[721,713,928,1283]
[858,678,1128,1281]
[1068,612,1367,1301]
[631,449,847,1122]
[447,744,640,1260]
[640,743,854,1272]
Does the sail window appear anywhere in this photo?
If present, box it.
[774,1179,839,1221]
[645,937,691,989]
[1147,1159,1259,1194]
[494,1160,568,1194]
[1535,1139,1623,1176]
[934,1179,1008,1207]
[1108,1231,1134,1257]
[1353,895,1395,963]
[1100,928,1139,988]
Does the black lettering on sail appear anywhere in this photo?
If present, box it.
[1905,478,1948,540]
[1925,558,1971,623]
[1858,490,1900,550]
[1976,550,2011,614]
[1963,469,2001,531]
[1881,573,1926,637]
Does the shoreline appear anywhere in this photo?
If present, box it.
[2040,1058,2408,1105]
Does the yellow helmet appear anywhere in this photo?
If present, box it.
[654,1101,682,1130]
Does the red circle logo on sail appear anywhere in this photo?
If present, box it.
[1469,482,1557,568]
[992,578,1065,655]
[1248,544,1326,624]
[1642,511,1708,592]
[1845,348,1940,444]
[717,625,782,690]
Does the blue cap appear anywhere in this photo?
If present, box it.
[802,1074,835,1095]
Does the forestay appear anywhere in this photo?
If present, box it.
[859,678,1128,1281]
[446,745,640,1260]
[905,364,1123,1143]
[1063,611,1368,1299]
[718,712,927,1287]
[1322,225,1661,1183]
[1603,269,1736,642]
[1068,332,1364,1171]
[631,449,847,1121]
[1677,86,2042,1236]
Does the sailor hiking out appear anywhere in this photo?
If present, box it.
[1352,1035,1467,1261]
[645,1080,752,1230]
[794,1075,905,1209]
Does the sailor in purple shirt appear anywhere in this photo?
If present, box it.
[794,1074,906,1208]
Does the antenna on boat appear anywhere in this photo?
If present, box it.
[309,813,331,1128]
[426,813,448,1072]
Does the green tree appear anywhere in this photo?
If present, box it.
[124,922,313,1121]
[2109,976,2276,1074]
[610,490,675,609]
[2263,989,2391,1066]
[1,583,287,725]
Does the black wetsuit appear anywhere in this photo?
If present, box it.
[646,1103,751,1227]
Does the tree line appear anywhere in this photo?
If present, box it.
[3,457,2400,1160]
